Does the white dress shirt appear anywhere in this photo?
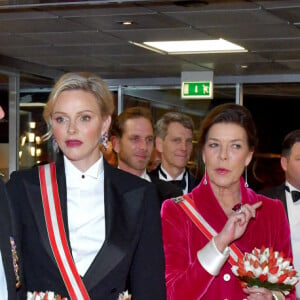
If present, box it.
[117,166,151,182]
[65,155,105,276]
[140,169,151,182]
[285,182,300,299]
[0,251,8,299]
[158,165,188,194]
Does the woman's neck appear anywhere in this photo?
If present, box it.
[211,182,241,216]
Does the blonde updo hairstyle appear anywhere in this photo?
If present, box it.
[43,72,115,141]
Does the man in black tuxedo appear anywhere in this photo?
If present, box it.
[0,105,22,299]
[111,106,182,205]
[260,129,300,299]
[150,112,200,194]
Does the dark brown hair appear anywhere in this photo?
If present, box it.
[198,103,257,152]
[111,106,153,138]
[281,129,300,157]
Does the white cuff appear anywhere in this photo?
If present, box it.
[197,237,230,276]
[272,291,285,300]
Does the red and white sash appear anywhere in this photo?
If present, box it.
[39,163,90,299]
[174,195,244,265]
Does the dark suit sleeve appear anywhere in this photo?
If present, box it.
[2,176,25,299]
[6,170,31,299]
[6,171,24,249]
[129,185,166,300]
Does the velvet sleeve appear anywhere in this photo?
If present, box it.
[161,199,215,300]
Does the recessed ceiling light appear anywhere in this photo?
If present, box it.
[131,38,247,54]
[120,21,133,26]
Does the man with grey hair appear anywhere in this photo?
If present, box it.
[149,111,199,194]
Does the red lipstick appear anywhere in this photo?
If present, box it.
[65,140,82,147]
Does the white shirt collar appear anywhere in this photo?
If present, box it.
[64,154,104,180]
[285,181,300,222]
[117,166,151,182]
[160,165,185,180]
[140,169,151,182]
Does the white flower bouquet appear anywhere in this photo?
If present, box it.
[118,290,132,300]
[231,246,299,295]
[27,291,67,300]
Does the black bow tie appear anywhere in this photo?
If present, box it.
[159,166,187,190]
[170,178,186,190]
[285,186,300,202]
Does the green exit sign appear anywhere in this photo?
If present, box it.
[181,81,213,99]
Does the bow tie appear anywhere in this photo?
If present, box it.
[170,178,186,190]
[285,186,300,202]
[159,166,187,190]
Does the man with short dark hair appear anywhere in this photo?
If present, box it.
[111,107,154,180]
[150,111,200,194]
[260,129,300,299]
[111,107,182,204]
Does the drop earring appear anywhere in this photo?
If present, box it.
[203,166,207,185]
[52,137,59,153]
[244,167,249,188]
[100,132,108,151]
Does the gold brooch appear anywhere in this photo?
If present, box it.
[10,237,21,289]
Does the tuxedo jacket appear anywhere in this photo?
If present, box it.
[0,179,20,299]
[149,165,200,195]
[147,175,182,206]
[6,155,166,300]
[259,183,288,216]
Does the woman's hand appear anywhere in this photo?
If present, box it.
[214,201,262,252]
[243,286,273,299]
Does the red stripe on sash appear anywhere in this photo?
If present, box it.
[39,163,90,299]
[177,195,244,265]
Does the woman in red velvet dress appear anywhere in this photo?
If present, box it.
[161,103,295,300]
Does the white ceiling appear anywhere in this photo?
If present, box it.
[2,0,300,97]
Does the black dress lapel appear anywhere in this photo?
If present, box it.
[83,162,146,291]
[55,154,70,243]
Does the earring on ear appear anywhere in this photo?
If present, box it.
[244,166,249,188]
[203,166,207,185]
[52,137,59,153]
[100,132,108,151]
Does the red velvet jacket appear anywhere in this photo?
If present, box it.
[161,177,295,300]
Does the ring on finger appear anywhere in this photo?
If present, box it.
[232,203,242,213]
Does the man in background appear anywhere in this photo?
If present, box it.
[111,106,181,204]
[0,105,22,299]
[260,129,300,299]
[111,106,154,181]
[150,111,199,194]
